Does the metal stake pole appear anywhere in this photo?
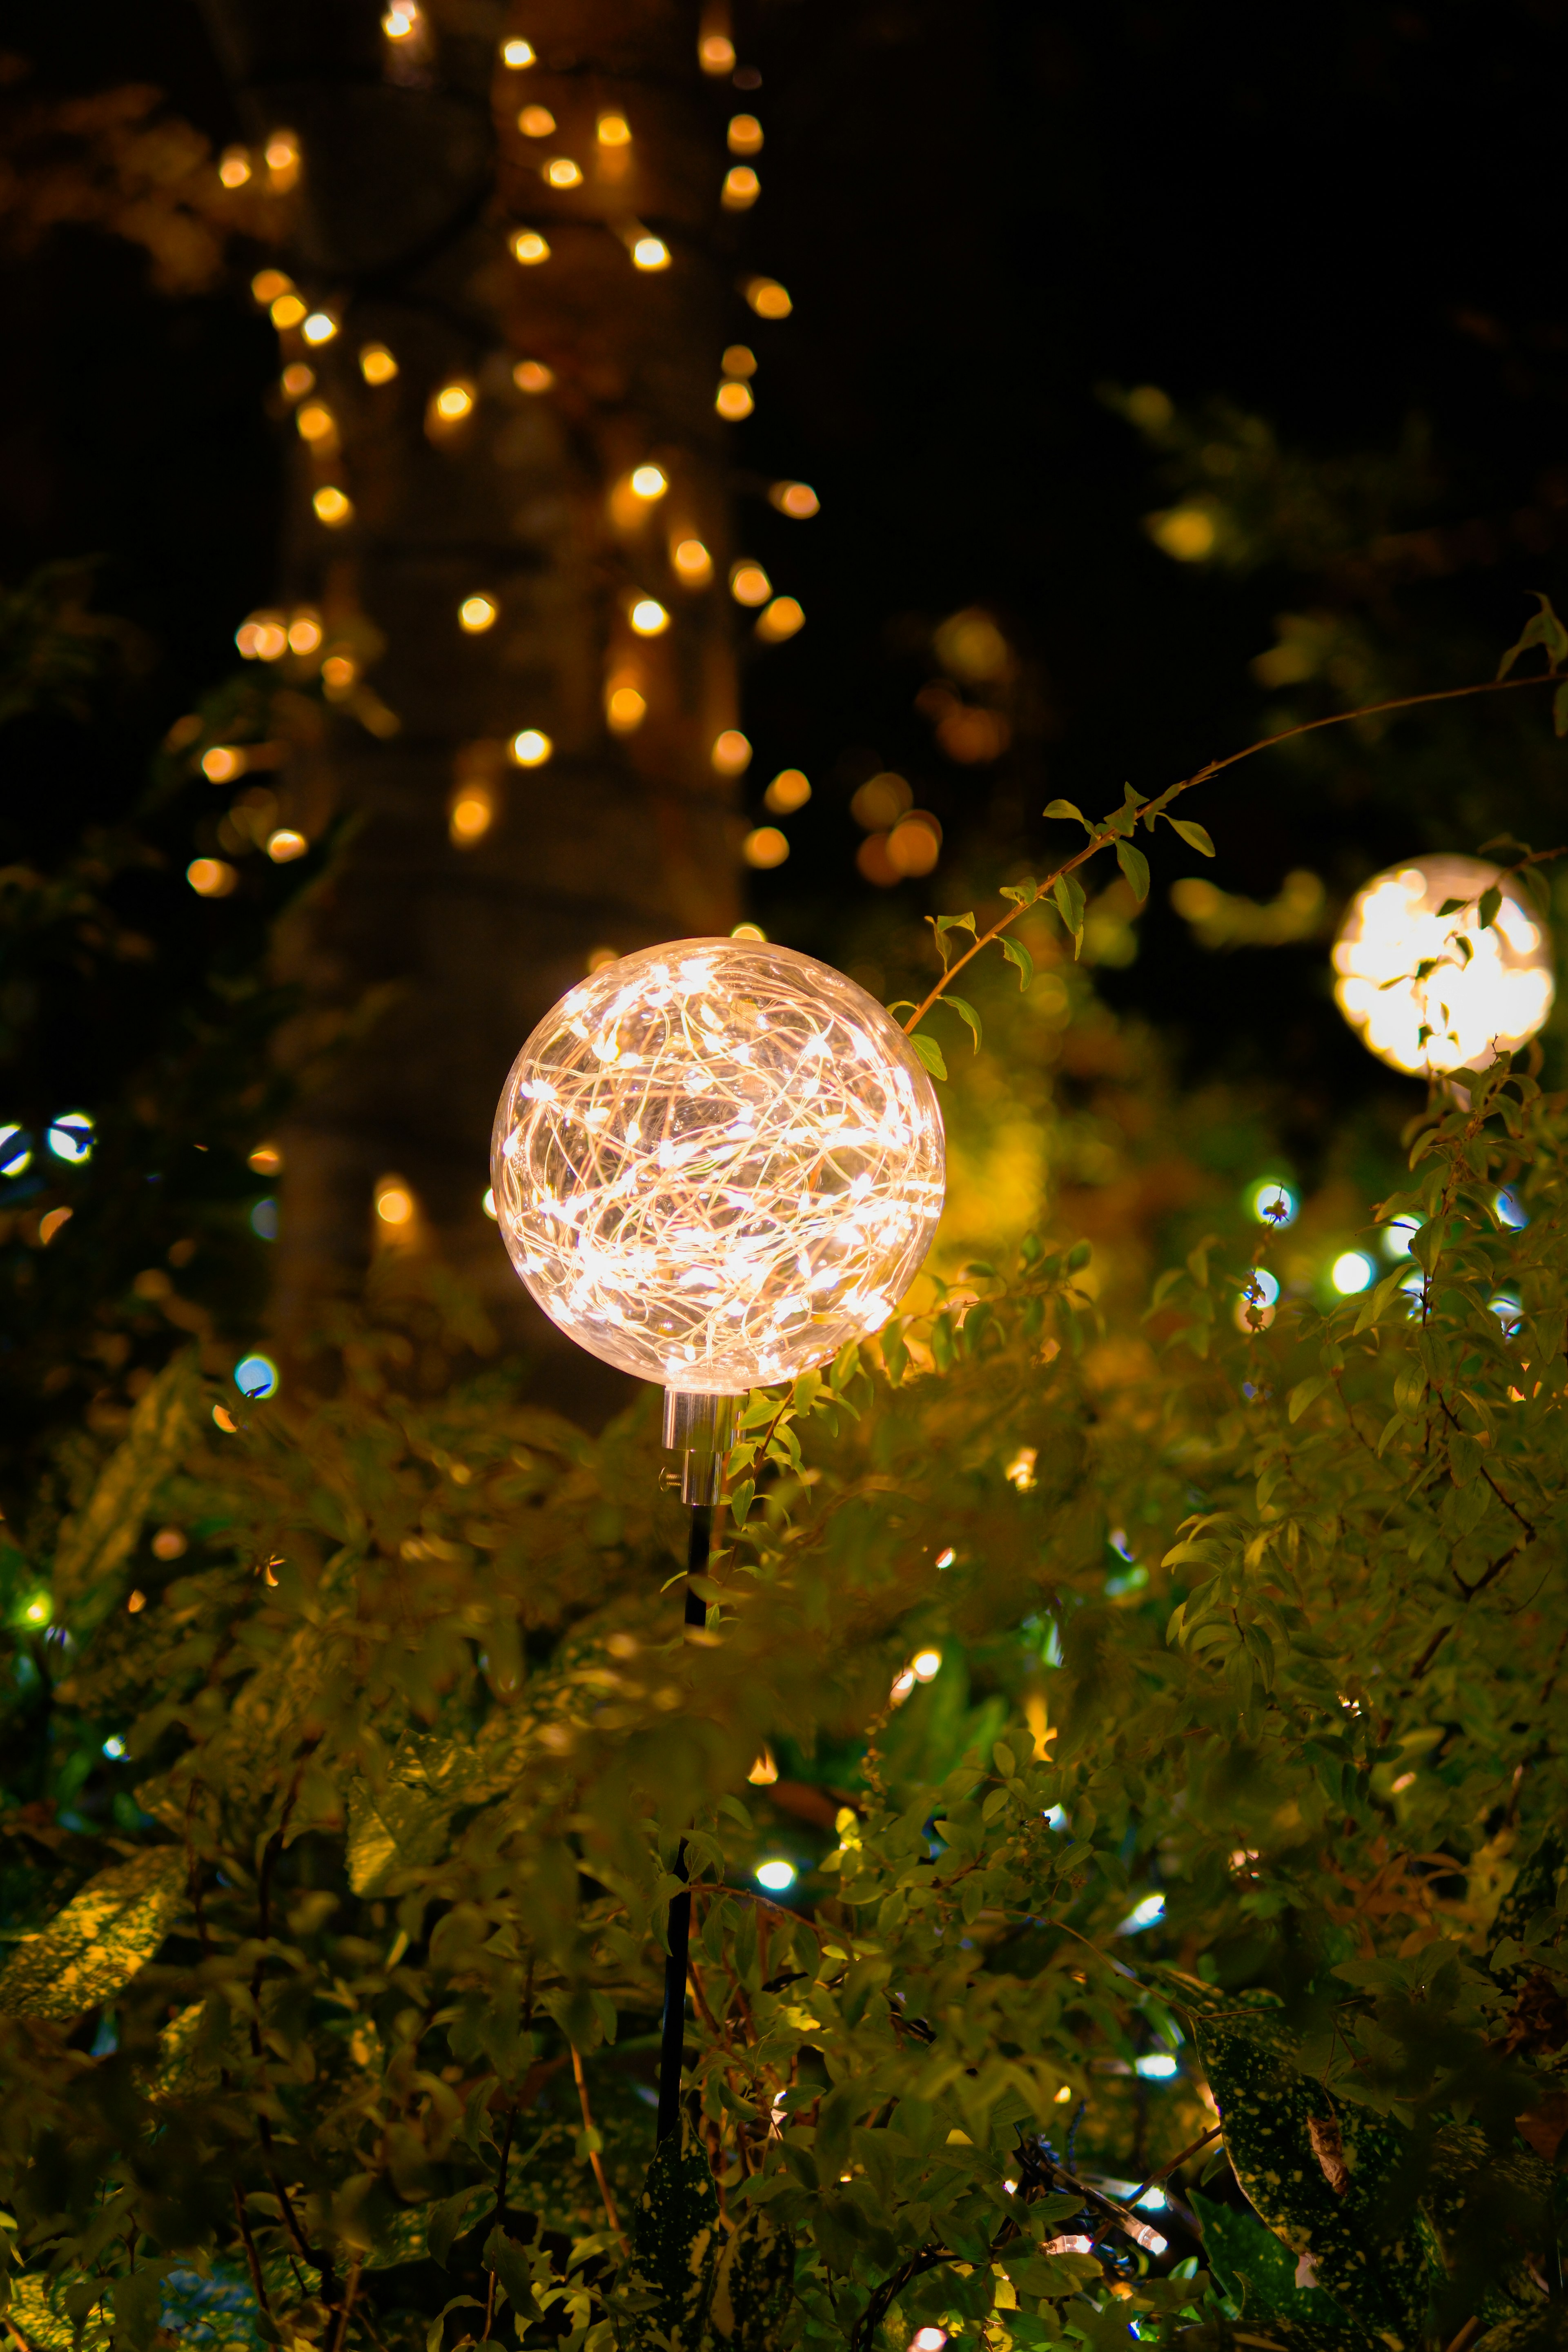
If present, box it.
[656,1501,711,2143]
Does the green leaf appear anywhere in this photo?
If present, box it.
[1478,885,1502,930]
[707,2212,794,2346]
[1189,2189,1349,2328]
[428,2184,489,2268]
[1497,590,1568,678]
[0,1846,185,2021]
[51,1350,201,1625]
[944,994,982,1051]
[109,2269,165,2352]
[1043,798,1089,829]
[625,2125,720,2350]
[1287,1375,1328,1423]
[1116,839,1151,902]
[999,935,1034,991]
[998,877,1039,906]
[1052,871,1086,956]
[909,1031,948,1081]
[1167,817,1216,857]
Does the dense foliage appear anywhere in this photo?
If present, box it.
[3,689,1568,2352]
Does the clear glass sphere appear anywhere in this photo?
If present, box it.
[1332,854,1555,1076]
[491,938,946,1390]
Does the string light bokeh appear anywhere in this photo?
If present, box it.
[1332,853,1555,1075]
[491,939,945,1391]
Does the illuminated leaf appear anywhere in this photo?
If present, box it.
[0,1846,185,2021]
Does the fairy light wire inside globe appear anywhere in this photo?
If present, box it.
[491,940,945,1391]
[1332,854,1555,1076]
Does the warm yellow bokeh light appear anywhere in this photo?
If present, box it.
[699,31,736,72]
[756,596,804,643]
[251,270,292,305]
[249,1141,283,1176]
[219,146,252,188]
[271,294,307,330]
[236,612,288,661]
[459,594,498,633]
[716,381,754,421]
[321,654,357,693]
[851,772,913,830]
[630,597,669,635]
[597,113,632,146]
[518,105,556,136]
[743,826,789,869]
[886,814,942,877]
[360,342,399,383]
[312,486,353,526]
[722,345,758,379]
[712,729,752,776]
[748,1747,779,1785]
[514,359,555,392]
[632,235,669,270]
[510,228,550,264]
[728,114,764,154]
[428,382,475,434]
[265,129,301,186]
[673,538,713,585]
[1149,506,1216,562]
[187,858,237,898]
[295,401,336,443]
[606,684,647,732]
[511,728,553,767]
[764,768,811,815]
[266,829,308,863]
[730,560,771,606]
[746,276,791,318]
[630,464,668,500]
[449,786,495,846]
[375,1179,414,1226]
[301,311,336,345]
[288,610,323,655]
[722,165,760,209]
[1333,855,1555,1075]
[770,480,819,519]
[545,156,583,187]
[202,746,245,783]
[501,37,535,65]
[280,362,314,399]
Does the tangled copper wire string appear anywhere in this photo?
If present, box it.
[491,939,945,1391]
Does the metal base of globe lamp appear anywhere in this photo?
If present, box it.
[655,1393,739,2142]
[661,1388,739,1507]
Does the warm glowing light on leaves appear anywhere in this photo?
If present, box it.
[219,146,252,188]
[511,729,553,767]
[265,129,301,188]
[490,938,945,1389]
[187,859,237,898]
[501,37,535,65]
[459,594,498,633]
[722,165,760,210]
[756,596,804,643]
[597,114,632,146]
[770,479,819,518]
[712,730,752,776]
[449,785,495,846]
[630,464,668,500]
[1333,855,1555,1074]
[518,105,556,136]
[673,538,713,585]
[730,561,771,606]
[266,829,308,863]
[744,826,789,869]
[510,229,550,264]
[746,276,791,317]
[271,293,307,330]
[375,1177,415,1226]
[545,157,583,188]
[606,684,647,733]
[748,1747,779,1785]
[716,381,754,420]
[360,342,399,383]
[301,311,337,345]
[765,769,811,815]
[312,486,353,527]
[514,359,554,392]
[632,235,669,270]
[630,597,669,636]
[699,31,736,72]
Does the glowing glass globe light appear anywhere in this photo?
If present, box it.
[1332,854,1555,1076]
[491,938,945,1412]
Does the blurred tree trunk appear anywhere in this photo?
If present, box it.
[199,0,742,1414]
